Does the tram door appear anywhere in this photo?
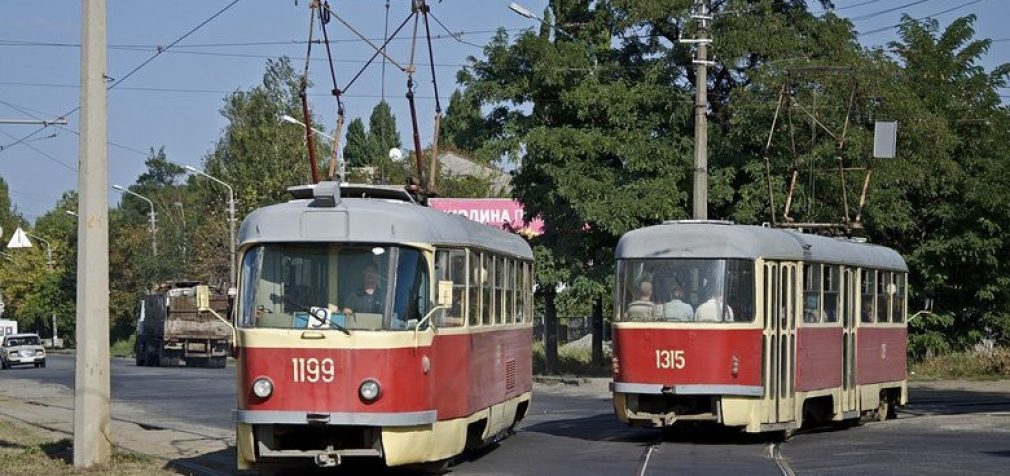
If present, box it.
[841,268,857,413]
[765,262,796,424]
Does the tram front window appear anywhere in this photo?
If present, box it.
[238,244,430,331]
[617,259,755,323]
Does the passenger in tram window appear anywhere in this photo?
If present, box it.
[802,294,824,323]
[695,289,734,322]
[626,281,657,320]
[662,281,693,321]
[341,262,385,315]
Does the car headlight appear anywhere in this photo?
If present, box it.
[35,350,44,356]
[359,379,381,401]
[252,377,274,398]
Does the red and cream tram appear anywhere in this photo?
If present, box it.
[611,220,908,434]
[230,183,534,471]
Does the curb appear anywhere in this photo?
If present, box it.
[533,375,590,385]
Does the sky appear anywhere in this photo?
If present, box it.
[1,0,1008,223]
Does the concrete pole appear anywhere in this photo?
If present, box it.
[691,0,710,220]
[228,192,235,290]
[75,0,111,467]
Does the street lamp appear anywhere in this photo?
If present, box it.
[23,231,58,345]
[509,2,576,40]
[184,165,236,290]
[281,114,346,184]
[112,185,157,255]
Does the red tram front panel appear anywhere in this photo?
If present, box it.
[795,327,843,392]
[856,326,907,384]
[613,327,763,388]
[239,327,534,420]
[240,346,432,413]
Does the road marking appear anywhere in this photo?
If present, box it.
[768,443,796,476]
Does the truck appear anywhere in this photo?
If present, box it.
[0,320,17,338]
[135,281,232,368]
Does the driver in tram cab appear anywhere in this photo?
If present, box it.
[626,280,658,320]
[342,262,384,314]
[695,286,734,322]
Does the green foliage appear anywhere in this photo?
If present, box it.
[911,347,1010,379]
[343,118,371,167]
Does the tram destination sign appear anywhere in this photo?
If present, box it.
[429,198,544,235]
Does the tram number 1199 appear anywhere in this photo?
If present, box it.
[291,357,335,383]
[655,350,686,370]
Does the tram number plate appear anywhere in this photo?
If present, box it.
[291,357,335,383]
[655,350,686,370]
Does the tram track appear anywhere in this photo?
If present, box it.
[767,443,796,476]
[635,437,662,476]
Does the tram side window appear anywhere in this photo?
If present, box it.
[522,262,531,323]
[877,271,891,323]
[822,265,839,323]
[861,269,876,323]
[725,260,755,322]
[482,253,493,326]
[803,264,822,323]
[893,273,906,323]
[469,251,481,326]
[434,249,466,328]
[506,259,516,324]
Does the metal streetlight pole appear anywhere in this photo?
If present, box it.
[112,185,157,255]
[282,114,346,184]
[24,232,58,347]
[185,166,236,289]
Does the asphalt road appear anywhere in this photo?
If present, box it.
[2,354,1009,475]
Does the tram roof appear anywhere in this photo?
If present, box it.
[616,221,908,272]
[237,183,533,260]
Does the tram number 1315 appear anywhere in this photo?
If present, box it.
[291,357,336,383]
[655,350,686,370]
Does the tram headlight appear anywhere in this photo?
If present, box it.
[252,377,274,398]
[359,379,381,402]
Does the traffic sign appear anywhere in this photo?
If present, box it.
[7,227,32,248]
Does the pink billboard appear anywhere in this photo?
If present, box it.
[429,198,544,235]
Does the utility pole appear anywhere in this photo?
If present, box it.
[75,0,111,467]
[682,0,713,220]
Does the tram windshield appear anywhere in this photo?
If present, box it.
[238,244,430,331]
[617,259,755,323]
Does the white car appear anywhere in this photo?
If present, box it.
[1,333,46,369]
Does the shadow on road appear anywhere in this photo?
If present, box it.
[522,412,656,443]
[905,386,1010,416]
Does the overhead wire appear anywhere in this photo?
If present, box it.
[849,0,934,22]
[0,0,243,155]
[858,0,987,36]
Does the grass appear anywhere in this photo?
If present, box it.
[109,334,136,358]
[910,347,1010,380]
[533,341,613,377]
[0,419,177,476]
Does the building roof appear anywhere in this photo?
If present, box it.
[437,151,511,193]
[238,182,533,260]
[616,221,908,272]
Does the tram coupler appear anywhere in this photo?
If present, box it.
[314,452,341,468]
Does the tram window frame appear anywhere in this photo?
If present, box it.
[822,265,840,323]
[877,271,891,323]
[893,273,906,323]
[469,251,481,327]
[802,264,823,324]
[860,269,876,324]
[523,262,532,323]
[500,258,511,324]
[434,249,467,328]
[507,259,517,324]
[482,253,493,326]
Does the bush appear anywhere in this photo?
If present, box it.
[532,340,612,377]
[109,334,136,358]
[911,347,1010,379]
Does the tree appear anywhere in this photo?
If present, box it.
[440,89,496,162]
[367,100,401,159]
[344,118,371,167]
[194,57,329,283]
